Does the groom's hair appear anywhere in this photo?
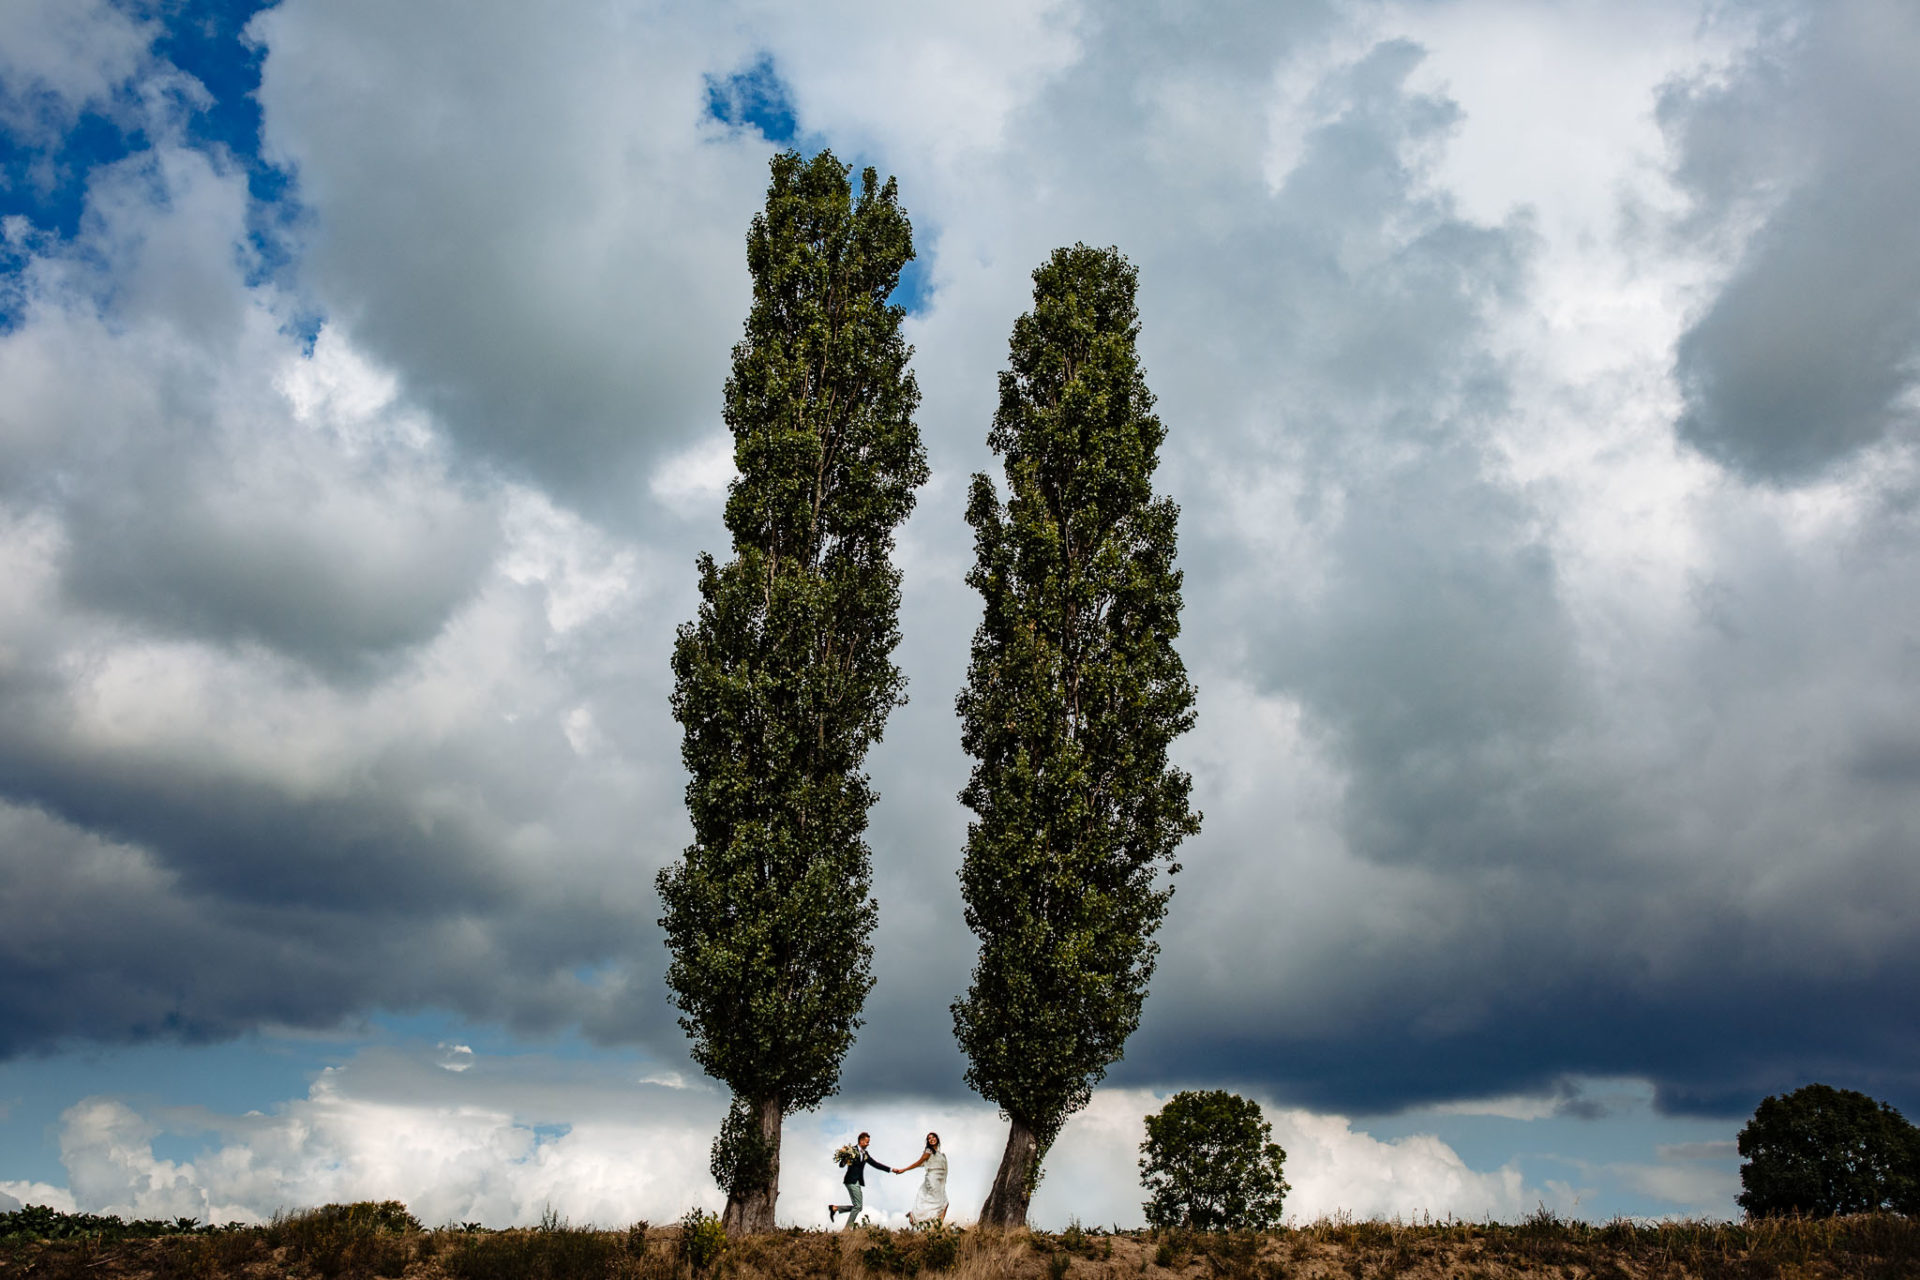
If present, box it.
[858,1132,871,1142]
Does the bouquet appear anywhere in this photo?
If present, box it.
[832,1143,862,1168]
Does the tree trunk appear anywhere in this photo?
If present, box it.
[721,1097,783,1235]
[979,1116,1043,1228]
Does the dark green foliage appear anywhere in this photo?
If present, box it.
[922,1223,962,1271]
[0,1203,213,1241]
[1737,1083,1920,1217]
[711,1097,780,1201]
[862,1228,922,1277]
[861,1225,963,1277]
[1140,1091,1289,1230]
[679,1208,728,1271]
[656,148,927,1211]
[952,245,1199,1213]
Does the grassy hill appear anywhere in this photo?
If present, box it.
[3,1202,1914,1279]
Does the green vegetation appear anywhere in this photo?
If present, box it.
[677,1208,727,1272]
[858,1223,961,1276]
[1,1204,1917,1279]
[656,145,927,1235]
[919,1222,960,1272]
[441,1210,625,1280]
[263,1202,420,1279]
[952,244,1200,1228]
[1139,1090,1289,1230]
[441,1230,617,1280]
[275,1201,424,1237]
[0,1201,672,1280]
[0,1204,212,1242]
[1738,1082,1920,1218]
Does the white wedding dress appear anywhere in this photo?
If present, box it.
[908,1151,948,1224]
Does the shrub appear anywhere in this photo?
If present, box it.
[150,1234,220,1280]
[267,1203,419,1279]
[921,1223,961,1272]
[679,1208,726,1272]
[269,1201,422,1239]
[0,1204,212,1242]
[862,1227,921,1277]
[1140,1091,1289,1230]
[1738,1084,1920,1217]
[446,1226,617,1280]
[1199,1230,1260,1279]
[857,1224,964,1276]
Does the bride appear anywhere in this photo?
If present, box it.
[897,1132,948,1226]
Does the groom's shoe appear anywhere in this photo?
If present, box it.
[828,1206,838,1223]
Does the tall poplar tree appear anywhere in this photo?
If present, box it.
[952,245,1200,1228]
[657,149,926,1235]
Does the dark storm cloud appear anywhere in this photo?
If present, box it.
[0,492,695,1049]
[837,23,1575,1107]
[1140,38,1588,881]
[1668,0,1920,482]
[0,151,500,673]
[1055,28,1644,1109]
[0,512,691,1054]
[1121,870,1920,1117]
[0,801,427,1054]
[247,1,771,523]
[1115,435,1920,1112]
[49,419,499,673]
[0,2,726,1064]
[823,0,1920,1125]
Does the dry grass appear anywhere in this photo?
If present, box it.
[2,1210,1915,1280]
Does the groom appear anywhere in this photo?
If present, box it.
[829,1131,893,1229]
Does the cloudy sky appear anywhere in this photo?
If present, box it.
[3,0,1918,1229]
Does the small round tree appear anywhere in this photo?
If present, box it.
[1140,1090,1289,1230]
[1737,1083,1920,1218]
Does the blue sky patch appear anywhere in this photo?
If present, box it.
[701,55,936,316]
[890,254,931,315]
[0,0,293,329]
[0,110,140,244]
[704,55,797,146]
[154,0,276,190]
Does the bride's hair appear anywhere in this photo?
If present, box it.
[925,1132,940,1151]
